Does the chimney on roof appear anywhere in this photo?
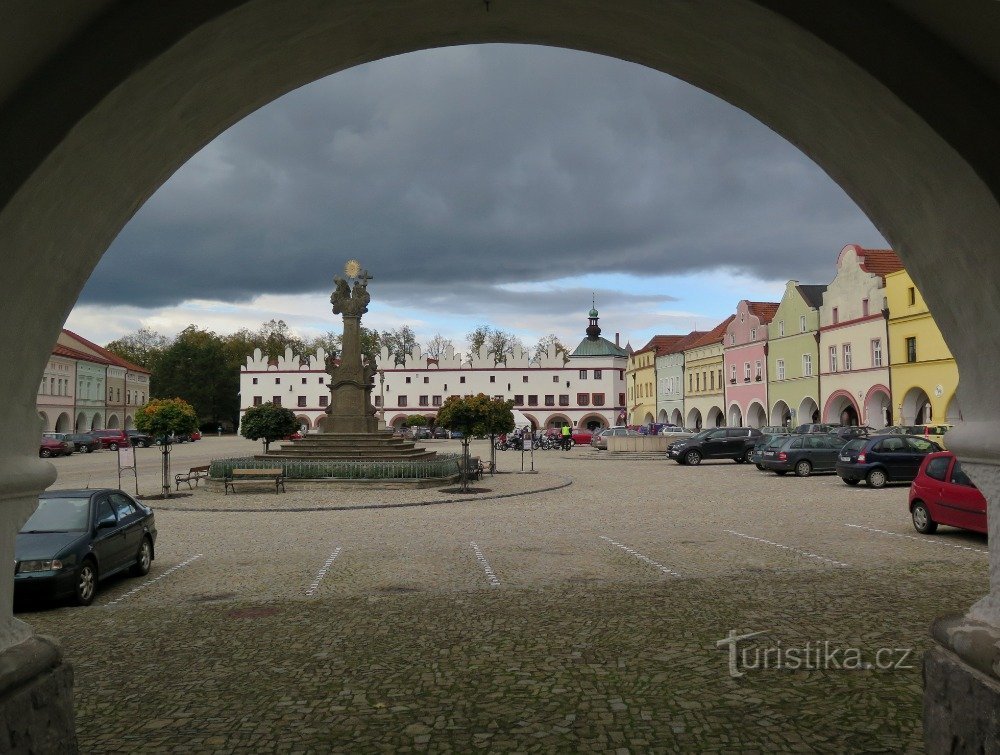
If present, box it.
[615,332,620,346]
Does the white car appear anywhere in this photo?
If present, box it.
[591,426,639,450]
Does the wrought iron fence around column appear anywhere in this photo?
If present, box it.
[209,455,463,480]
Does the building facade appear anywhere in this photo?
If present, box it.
[655,331,706,426]
[37,349,78,433]
[723,301,779,428]
[240,346,332,432]
[885,269,961,425]
[818,245,901,428]
[628,336,683,426]
[682,317,733,430]
[766,281,825,427]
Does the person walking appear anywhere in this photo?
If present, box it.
[561,424,571,450]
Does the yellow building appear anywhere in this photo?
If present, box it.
[885,269,961,424]
[627,336,682,426]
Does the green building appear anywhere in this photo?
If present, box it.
[765,281,826,426]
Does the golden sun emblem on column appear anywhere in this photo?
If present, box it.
[344,259,362,278]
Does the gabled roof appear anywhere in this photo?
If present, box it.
[635,335,686,357]
[857,248,904,280]
[663,330,708,355]
[61,328,151,374]
[52,343,110,365]
[746,301,780,324]
[795,284,827,309]
[685,316,735,349]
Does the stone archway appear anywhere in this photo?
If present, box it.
[946,393,963,424]
[90,412,103,431]
[670,409,683,426]
[1,2,1000,748]
[106,414,120,430]
[657,409,668,424]
[901,387,933,426]
[125,415,136,431]
[798,397,820,425]
[706,406,724,428]
[75,412,88,433]
[55,412,72,433]
[686,407,702,430]
[545,414,572,429]
[824,391,860,426]
[746,401,766,429]
[37,411,49,432]
[864,386,892,429]
[579,413,606,431]
[769,400,791,427]
[728,404,743,428]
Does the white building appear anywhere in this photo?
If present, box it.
[239,310,629,433]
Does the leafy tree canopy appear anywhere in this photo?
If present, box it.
[134,398,199,438]
[436,394,514,437]
[240,402,300,451]
[424,333,454,359]
[381,325,417,366]
[105,327,170,372]
[533,334,567,362]
[405,414,430,427]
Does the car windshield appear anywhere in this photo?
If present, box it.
[842,439,867,453]
[766,436,787,449]
[21,497,90,533]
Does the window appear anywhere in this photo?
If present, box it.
[594,370,602,379]
[925,456,950,481]
[695,373,700,391]
[689,374,693,392]
[432,396,442,407]
[862,298,869,316]
[552,375,559,383]
[750,327,757,341]
[777,359,785,380]
[253,396,262,406]
[252,377,258,385]
[577,393,589,406]
[398,395,408,407]
[275,377,280,384]
[729,333,735,345]
[779,320,785,337]
[908,287,916,305]
[829,346,838,372]
[744,362,751,381]
[800,315,806,333]
[371,396,379,406]
[544,395,555,406]
[272,396,281,406]
[459,376,466,383]
[405,376,411,384]
[489,375,495,383]
[528,395,538,406]
[559,395,570,406]
[318,377,324,384]
[522,375,528,383]
[843,343,852,371]
[803,354,813,376]
[906,336,917,363]
[619,370,624,379]
[593,393,605,406]
[731,365,737,383]
[718,369,723,388]
[755,361,762,380]
[423,376,429,384]
[419,395,429,406]
[297,396,307,407]
[710,371,715,390]
[832,307,839,324]
[618,392,626,406]
[301,377,307,384]
[579,370,587,379]
[872,338,883,367]
[513,395,524,406]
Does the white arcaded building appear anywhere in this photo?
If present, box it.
[239,310,629,433]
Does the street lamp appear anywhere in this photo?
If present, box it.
[378,369,385,429]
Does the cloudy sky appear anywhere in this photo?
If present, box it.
[68,44,885,352]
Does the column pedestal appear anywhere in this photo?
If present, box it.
[0,635,76,752]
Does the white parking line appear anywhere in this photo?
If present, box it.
[845,524,989,555]
[470,541,501,586]
[600,536,681,577]
[105,553,203,607]
[306,547,343,595]
[725,530,850,568]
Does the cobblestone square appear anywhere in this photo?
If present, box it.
[21,438,988,752]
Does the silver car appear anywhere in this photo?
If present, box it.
[591,426,640,450]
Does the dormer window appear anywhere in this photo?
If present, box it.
[729,333,735,346]
[750,328,757,340]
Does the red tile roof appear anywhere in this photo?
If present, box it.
[52,343,110,364]
[857,248,904,280]
[635,335,686,357]
[746,301,780,324]
[664,330,709,355]
[61,328,151,374]
[685,316,735,349]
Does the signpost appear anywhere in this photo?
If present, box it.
[117,444,138,495]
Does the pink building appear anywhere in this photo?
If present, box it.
[723,300,779,427]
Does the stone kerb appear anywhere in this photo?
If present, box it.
[608,435,671,453]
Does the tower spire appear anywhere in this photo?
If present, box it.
[586,298,601,340]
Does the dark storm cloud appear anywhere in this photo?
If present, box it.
[79,44,884,308]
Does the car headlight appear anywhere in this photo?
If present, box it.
[17,559,64,573]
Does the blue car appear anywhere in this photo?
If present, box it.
[15,489,157,606]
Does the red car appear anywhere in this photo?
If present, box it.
[39,437,73,458]
[189,430,202,441]
[90,429,130,450]
[909,451,987,535]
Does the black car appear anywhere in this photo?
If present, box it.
[829,426,874,442]
[15,489,157,606]
[45,432,100,453]
[126,430,153,448]
[793,423,840,434]
[667,427,762,465]
[835,434,941,488]
[749,434,788,469]
[761,433,846,477]
[431,427,449,439]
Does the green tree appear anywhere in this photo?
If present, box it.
[153,326,234,426]
[105,328,170,372]
[405,414,429,427]
[135,398,199,497]
[436,394,514,489]
[240,402,300,452]
[465,325,491,359]
[256,319,305,360]
[381,325,417,365]
[533,334,567,362]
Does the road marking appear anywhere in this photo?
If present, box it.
[600,536,681,577]
[470,541,501,586]
[845,524,989,555]
[105,553,203,607]
[725,530,850,568]
[306,547,343,595]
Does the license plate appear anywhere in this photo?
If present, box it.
[764,452,773,457]
[840,456,850,461]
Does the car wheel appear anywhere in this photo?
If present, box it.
[843,478,860,486]
[75,560,97,606]
[743,449,754,463]
[684,450,702,466]
[109,442,119,451]
[774,470,788,476]
[155,438,162,446]
[39,448,52,458]
[130,537,153,576]
[141,441,150,448]
[795,460,812,477]
[83,446,92,453]
[755,463,764,471]
[866,468,887,489]
[911,502,938,534]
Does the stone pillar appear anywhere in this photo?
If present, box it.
[320,314,378,434]
[923,419,1000,751]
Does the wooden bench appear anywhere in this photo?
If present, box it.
[174,465,210,490]
[223,468,286,495]
[457,456,485,481]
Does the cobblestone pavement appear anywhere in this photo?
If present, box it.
[21,443,989,752]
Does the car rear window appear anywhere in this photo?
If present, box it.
[842,439,866,453]
[925,456,950,481]
[906,437,937,453]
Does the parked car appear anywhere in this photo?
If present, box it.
[91,429,130,450]
[448,430,464,440]
[760,426,791,435]
[15,488,157,606]
[761,433,846,477]
[591,426,640,450]
[835,434,941,488]
[829,426,874,442]
[39,437,73,458]
[659,426,695,439]
[125,430,153,448]
[154,433,189,445]
[748,434,788,468]
[189,429,202,441]
[431,427,448,439]
[283,431,303,441]
[908,451,987,535]
[666,427,762,465]
[793,423,840,434]
[45,432,100,453]
[886,423,953,450]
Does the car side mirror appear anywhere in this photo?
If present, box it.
[96,515,116,530]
